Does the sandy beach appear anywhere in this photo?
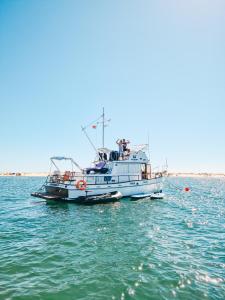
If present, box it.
[0,172,49,177]
[1,172,225,178]
[168,172,225,178]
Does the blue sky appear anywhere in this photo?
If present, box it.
[0,0,225,173]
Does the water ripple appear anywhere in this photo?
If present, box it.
[0,176,225,299]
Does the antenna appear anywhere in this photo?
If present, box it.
[147,132,150,159]
[165,158,168,173]
[102,107,105,148]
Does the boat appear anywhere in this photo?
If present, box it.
[31,109,166,204]
[150,192,165,199]
[130,191,165,200]
[130,193,152,200]
[31,191,122,204]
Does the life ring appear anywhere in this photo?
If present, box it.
[76,180,87,190]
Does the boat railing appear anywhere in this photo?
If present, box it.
[47,172,161,185]
[48,174,141,185]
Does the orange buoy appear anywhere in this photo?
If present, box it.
[184,187,190,192]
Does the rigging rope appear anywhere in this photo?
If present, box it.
[82,115,102,130]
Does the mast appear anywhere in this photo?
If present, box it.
[102,107,105,148]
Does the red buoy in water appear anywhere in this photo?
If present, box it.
[184,187,190,192]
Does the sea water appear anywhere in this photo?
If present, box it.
[0,176,224,300]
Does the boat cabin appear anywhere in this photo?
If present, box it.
[85,145,151,181]
[48,142,153,185]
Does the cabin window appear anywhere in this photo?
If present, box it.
[86,176,95,184]
[141,164,147,179]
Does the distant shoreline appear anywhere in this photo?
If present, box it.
[0,172,225,178]
[168,173,225,178]
[0,173,49,177]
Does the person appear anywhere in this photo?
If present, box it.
[116,139,123,158]
[122,138,130,152]
[99,152,103,161]
[124,148,130,159]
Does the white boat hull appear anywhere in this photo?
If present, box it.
[44,177,163,202]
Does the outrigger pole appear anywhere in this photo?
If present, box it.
[81,126,98,154]
[82,108,109,154]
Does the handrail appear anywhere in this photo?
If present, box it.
[48,174,141,184]
[47,173,161,185]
